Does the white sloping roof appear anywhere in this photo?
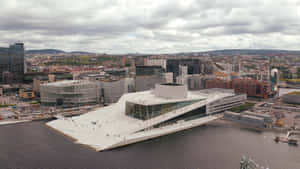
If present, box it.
[126,90,205,106]
[47,89,232,151]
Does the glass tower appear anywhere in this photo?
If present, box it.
[0,43,24,83]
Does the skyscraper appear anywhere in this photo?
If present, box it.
[0,43,24,83]
[0,47,10,82]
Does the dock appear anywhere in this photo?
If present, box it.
[275,130,300,146]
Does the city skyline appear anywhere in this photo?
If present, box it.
[1,0,300,54]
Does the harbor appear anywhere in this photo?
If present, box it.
[0,121,299,169]
[0,119,30,126]
[274,130,300,146]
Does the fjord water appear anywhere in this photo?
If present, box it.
[0,122,299,169]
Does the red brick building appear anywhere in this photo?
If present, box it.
[205,78,270,99]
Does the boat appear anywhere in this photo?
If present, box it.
[274,136,280,142]
[288,139,298,146]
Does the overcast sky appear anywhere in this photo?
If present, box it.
[0,0,300,54]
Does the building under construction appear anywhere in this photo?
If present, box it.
[205,78,271,98]
[40,80,100,107]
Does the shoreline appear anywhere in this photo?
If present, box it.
[208,119,288,134]
[44,123,99,151]
[0,119,31,126]
[1,118,289,134]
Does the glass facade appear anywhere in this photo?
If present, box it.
[0,43,24,83]
[125,100,201,120]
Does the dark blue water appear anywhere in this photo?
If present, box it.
[0,122,299,169]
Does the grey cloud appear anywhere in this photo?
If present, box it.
[0,0,300,54]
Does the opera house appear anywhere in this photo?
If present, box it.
[47,83,246,151]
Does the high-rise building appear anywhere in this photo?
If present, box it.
[0,43,24,83]
[135,66,166,91]
[2,71,13,84]
[135,66,164,76]
[166,59,213,82]
[176,65,188,84]
[0,48,10,82]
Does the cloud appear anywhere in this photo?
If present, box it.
[0,0,300,54]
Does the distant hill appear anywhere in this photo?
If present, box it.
[174,49,300,56]
[203,49,300,56]
[69,51,95,55]
[25,48,300,56]
[25,49,96,55]
[26,49,66,55]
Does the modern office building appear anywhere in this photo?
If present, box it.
[0,43,24,83]
[40,80,100,107]
[135,66,166,91]
[47,84,246,151]
[164,72,173,83]
[166,59,213,82]
[99,78,135,104]
[135,66,164,76]
[187,75,213,90]
[176,66,214,91]
[2,71,13,84]
[0,48,10,82]
[40,78,135,106]
[282,92,300,105]
[176,65,188,85]
[146,59,167,70]
[135,75,166,91]
[206,78,271,98]
[224,111,272,128]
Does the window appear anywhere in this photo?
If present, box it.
[126,99,201,120]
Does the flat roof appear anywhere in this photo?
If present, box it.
[241,115,264,121]
[125,90,205,106]
[126,88,235,106]
[42,80,95,87]
[195,88,235,94]
[244,111,272,118]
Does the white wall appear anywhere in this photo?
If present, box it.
[146,59,166,70]
[164,72,173,83]
[154,84,187,99]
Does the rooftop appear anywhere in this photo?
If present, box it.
[244,111,272,118]
[126,90,205,106]
[241,114,265,121]
[42,80,95,87]
[126,88,235,106]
